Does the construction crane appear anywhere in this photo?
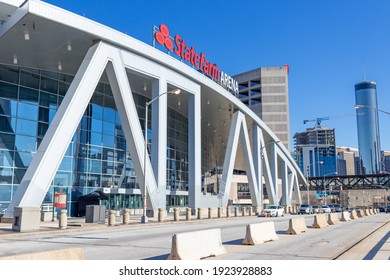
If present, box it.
[303,114,360,126]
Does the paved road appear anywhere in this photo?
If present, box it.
[0,213,389,260]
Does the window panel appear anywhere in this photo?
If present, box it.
[0,150,13,167]
[0,133,15,150]
[0,65,19,84]
[16,119,37,136]
[39,91,58,108]
[17,103,38,121]
[40,76,58,94]
[0,82,18,100]
[20,69,39,89]
[15,135,36,152]
[19,87,38,104]
[0,185,12,202]
[0,116,16,133]
[0,167,13,184]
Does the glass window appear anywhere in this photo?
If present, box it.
[16,119,37,137]
[91,118,102,133]
[58,82,70,96]
[0,98,18,117]
[0,82,18,100]
[90,104,103,120]
[0,133,15,150]
[17,103,38,121]
[103,107,116,123]
[103,134,114,148]
[88,146,102,159]
[0,65,19,84]
[87,174,101,187]
[58,157,72,171]
[88,132,101,146]
[19,87,39,104]
[53,171,71,186]
[49,108,57,123]
[0,116,16,133]
[103,121,115,135]
[38,107,49,123]
[15,135,36,152]
[37,122,49,137]
[88,159,101,173]
[20,69,40,89]
[40,76,58,94]
[15,151,34,168]
[0,167,13,184]
[13,168,26,184]
[0,150,13,167]
[0,185,12,202]
[39,91,58,108]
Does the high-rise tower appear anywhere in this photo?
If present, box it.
[354,81,382,174]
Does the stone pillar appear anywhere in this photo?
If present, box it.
[242,208,246,216]
[108,210,116,226]
[197,208,202,219]
[59,209,67,229]
[174,208,180,221]
[208,208,213,219]
[248,207,252,216]
[186,208,192,220]
[158,208,165,222]
[226,207,231,218]
[234,207,238,217]
[12,207,40,232]
[218,207,222,218]
[123,208,130,225]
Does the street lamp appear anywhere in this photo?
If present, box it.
[323,172,337,205]
[306,161,323,204]
[354,104,390,115]
[141,88,181,223]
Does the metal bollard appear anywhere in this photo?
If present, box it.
[123,208,130,225]
[108,210,116,226]
[186,208,192,220]
[174,208,180,221]
[59,209,67,229]
[226,206,231,218]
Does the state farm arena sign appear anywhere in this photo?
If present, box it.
[153,24,239,95]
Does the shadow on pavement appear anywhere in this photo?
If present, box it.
[223,239,243,245]
[143,253,170,260]
[363,230,390,260]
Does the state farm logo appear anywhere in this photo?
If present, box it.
[154,24,173,51]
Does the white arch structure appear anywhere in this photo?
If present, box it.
[1,0,305,217]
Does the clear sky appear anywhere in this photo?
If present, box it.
[44,0,390,151]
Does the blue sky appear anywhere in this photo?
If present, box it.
[45,0,390,151]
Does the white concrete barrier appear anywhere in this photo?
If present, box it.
[327,213,340,225]
[350,210,358,219]
[340,211,351,222]
[287,217,308,234]
[242,221,279,245]
[364,208,370,216]
[369,208,374,215]
[312,214,328,228]
[357,209,364,218]
[0,248,84,260]
[168,228,227,260]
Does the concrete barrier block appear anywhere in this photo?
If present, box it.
[364,208,370,216]
[242,221,279,245]
[208,208,217,219]
[327,213,340,225]
[168,228,227,260]
[12,207,40,232]
[287,217,308,234]
[197,208,207,219]
[0,248,84,260]
[357,209,364,218]
[369,209,374,215]
[312,214,328,228]
[350,210,358,219]
[340,211,351,222]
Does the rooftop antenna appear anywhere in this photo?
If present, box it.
[363,61,367,81]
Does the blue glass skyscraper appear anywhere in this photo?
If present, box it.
[355,81,382,174]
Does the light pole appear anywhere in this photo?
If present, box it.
[306,161,323,204]
[141,88,181,223]
[323,172,337,205]
[354,104,390,115]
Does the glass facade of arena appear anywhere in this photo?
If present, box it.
[0,64,189,216]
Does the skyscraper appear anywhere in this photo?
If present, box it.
[233,66,290,150]
[355,81,382,174]
[293,126,337,177]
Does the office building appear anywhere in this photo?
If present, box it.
[294,126,337,177]
[0,0,305,218]
[337,146,359,176]
[233,66,290,151]
[355,81,382,174]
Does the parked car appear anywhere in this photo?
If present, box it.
[386,205,390,213]
[321,205,331,213]
[333,204,342,212]
[312,205,321,213]
[379,207,385,213]
[347,207,356,213]
[259,205,284,217]
[298,204,313,214]
[328,205,336,212]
